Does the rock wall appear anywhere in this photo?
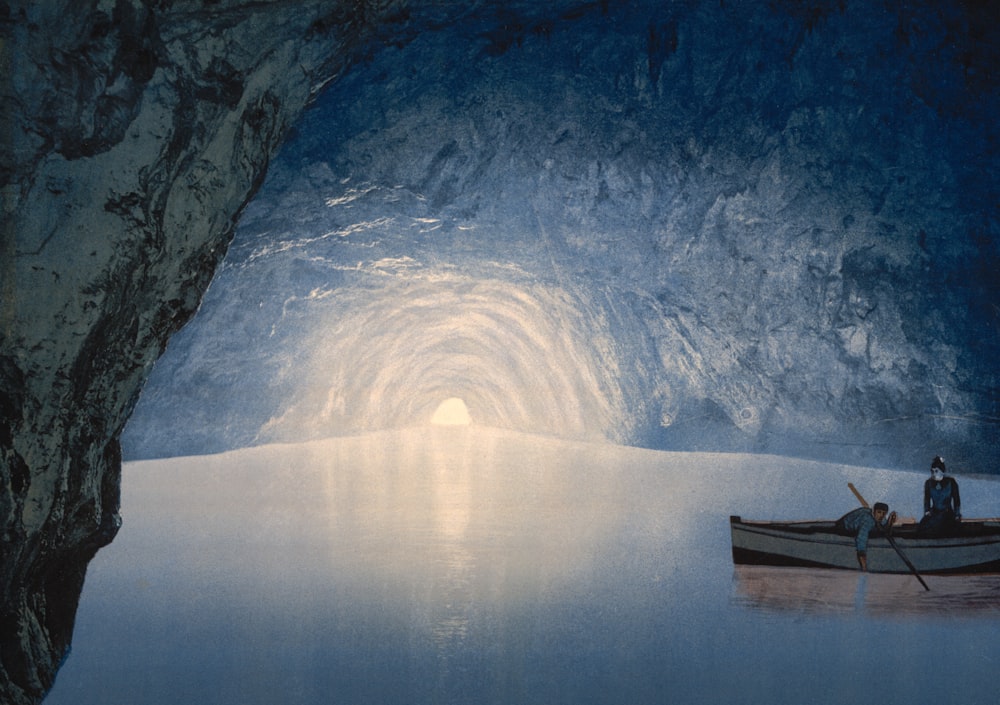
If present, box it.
[127,0,999,471]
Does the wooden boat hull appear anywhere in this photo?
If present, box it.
[730,515,1000,575]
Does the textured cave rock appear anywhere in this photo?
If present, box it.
[1,0,997,702]
[126,0,999,471]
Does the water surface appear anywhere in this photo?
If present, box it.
[46,429,1000,704]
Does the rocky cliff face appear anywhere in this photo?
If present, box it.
[1,0,996,702]
[125,0,999,471]
[0,1,319,697]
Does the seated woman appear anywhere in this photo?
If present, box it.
[918,455,961,536]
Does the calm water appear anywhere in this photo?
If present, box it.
[45,429,1000,705]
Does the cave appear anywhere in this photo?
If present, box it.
[2,1,998,702]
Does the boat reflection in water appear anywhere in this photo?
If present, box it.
[732,565,1000,617]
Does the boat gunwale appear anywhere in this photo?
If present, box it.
[731,515,1000,545]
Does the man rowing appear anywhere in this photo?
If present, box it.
[835,501,897,571]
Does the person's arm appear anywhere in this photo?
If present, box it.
[953,478,961,520]
[924,480,931,515]
[855,520,872,570]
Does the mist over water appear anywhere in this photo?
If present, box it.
[46,430,1000,705]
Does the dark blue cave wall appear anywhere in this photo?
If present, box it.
[123,0,999,472]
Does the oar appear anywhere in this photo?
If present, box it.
[847,483,930,591]
[885,526,931,591]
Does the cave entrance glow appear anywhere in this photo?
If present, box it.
[430,397,472,426]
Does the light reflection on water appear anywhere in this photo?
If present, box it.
[45,428,1000,705]
[732,565,1000,617]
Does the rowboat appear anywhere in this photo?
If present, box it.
[730,515,1000,575]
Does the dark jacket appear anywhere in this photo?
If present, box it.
[924,475,960,517]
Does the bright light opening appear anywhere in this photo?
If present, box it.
[430,397,472,426]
